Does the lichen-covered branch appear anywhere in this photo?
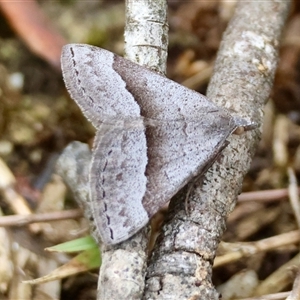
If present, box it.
[144,1,291,299]
[124,0,168,74]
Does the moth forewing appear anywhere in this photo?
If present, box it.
[61,44,253,245]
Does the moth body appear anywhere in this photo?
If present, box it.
[61,44,253,244]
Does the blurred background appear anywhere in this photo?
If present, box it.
[0,1,300,299]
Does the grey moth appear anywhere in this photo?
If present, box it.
[61,44,252,245]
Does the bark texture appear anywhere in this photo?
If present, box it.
[124,0,168,74]
[143,1,291,299]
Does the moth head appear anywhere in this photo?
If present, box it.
[232,117,258,135]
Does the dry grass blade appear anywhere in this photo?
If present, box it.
[0,158,40,232]
[288,168,300,228]
[215,230,300,267]
[0,209,82,227]
[287,268,300,300]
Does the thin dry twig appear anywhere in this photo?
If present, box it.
[214,230,300,267]
[287,167,300,228]
[254,252,300,296]
[0,209,82,227]
[0,158,40,232]
[236,291,290,300]
[238,188,299,203]
[273,115,289,168]
[287,268,300,300]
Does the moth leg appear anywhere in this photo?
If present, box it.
[184,140,230,214]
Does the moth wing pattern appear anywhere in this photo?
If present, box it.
[61,44,141,126]
[111,54,238,216]
[61,44,242,244]
[90,125,148,245]
[142,118,236,216]
[61,44,149,244]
